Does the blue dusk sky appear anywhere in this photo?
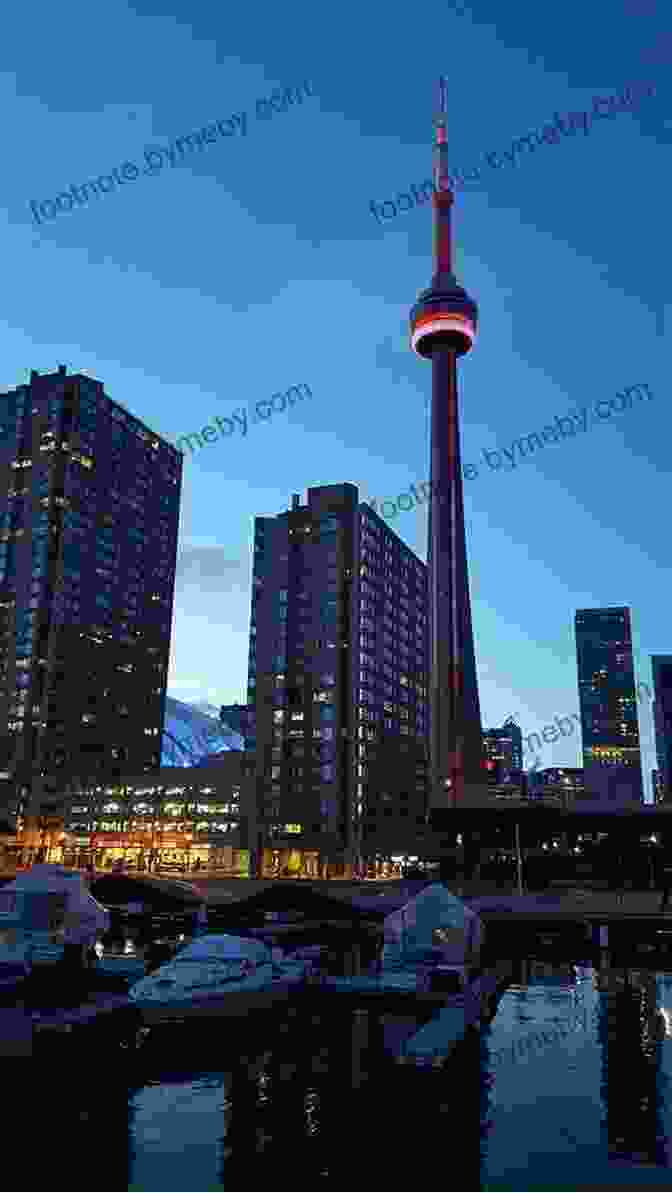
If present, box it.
[3,0,670,798]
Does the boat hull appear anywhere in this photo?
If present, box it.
[132,982,301,1023]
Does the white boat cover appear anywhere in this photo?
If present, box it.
[173,934,272,965]
[0,865,110,946]
[382,883,483,968]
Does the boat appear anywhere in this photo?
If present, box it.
[128,933,311,1008]
[0,865,111,983]
[381,883,484,981]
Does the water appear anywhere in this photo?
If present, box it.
[22,933,672,1189]
[480,961,672,1191]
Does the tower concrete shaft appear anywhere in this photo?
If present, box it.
[409,78,485,810]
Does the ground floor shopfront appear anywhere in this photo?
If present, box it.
[4,824,442,882]
[4,845,414,880]
[258,848,436,880]
[5,834,251,876]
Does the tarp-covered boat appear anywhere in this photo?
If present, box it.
[0,865,110,980]
[129,933,310,1006]
[381,883,484,987]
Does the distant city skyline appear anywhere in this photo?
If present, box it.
[6,5,666,815]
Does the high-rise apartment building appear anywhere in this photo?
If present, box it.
[0,367,182,858]
[652,656,672,804]
[246,484,429,879]
[575,607,643,807]
[483,717,523,788]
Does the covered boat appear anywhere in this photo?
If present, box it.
[0,865,111,979]
[129,933,310,1006]
[381,883,484,988]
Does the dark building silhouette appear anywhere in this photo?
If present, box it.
[483,717,523,789]
[245,484,429,879]
[408,78,485,812]
[0,366,181,859]
[575,607,644,808]
[652,656,672,804]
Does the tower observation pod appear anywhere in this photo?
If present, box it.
[410,282,477,358]
[409,77,487,813]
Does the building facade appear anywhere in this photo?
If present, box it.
[483,717,523,791]
[652,656,672,805]
[9,757,253,873]
[0,367,182,860]
[246,484,429,879]
[575,607,644,807]
[525,766,585,808]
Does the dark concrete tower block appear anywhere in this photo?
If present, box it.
[409,78,486,811]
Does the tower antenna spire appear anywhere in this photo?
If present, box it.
[433,75,453,282]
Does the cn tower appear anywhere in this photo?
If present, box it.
[409,77,485,811]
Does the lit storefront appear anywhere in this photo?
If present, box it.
[261,848,323,879]
[257,849,413,880]
[56,759,254,874]
[10,817,68,867]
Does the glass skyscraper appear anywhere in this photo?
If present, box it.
[0,366,182,857]
[574,607,643,807]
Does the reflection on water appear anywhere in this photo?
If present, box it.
[24,926,672,1190]
[480,957,672,1191]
